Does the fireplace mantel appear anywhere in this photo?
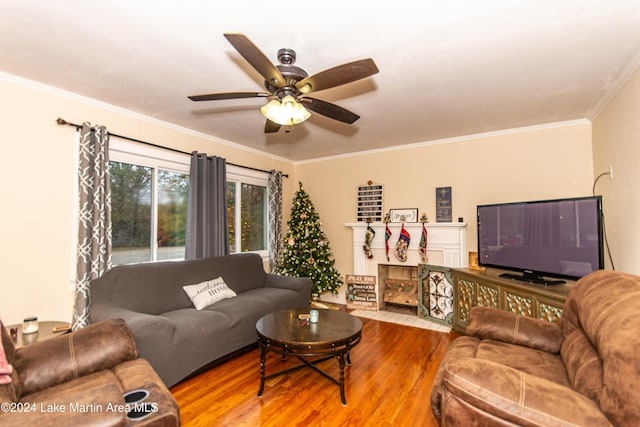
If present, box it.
[345,222,468,275]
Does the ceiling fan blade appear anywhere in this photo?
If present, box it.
[224,33,286,89]
[188,92,270,101]
[264,119,281,133]
[295,58,379,95]
[300,97,360,124]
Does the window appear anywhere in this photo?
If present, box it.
[109,139,190,266]
[226,165,269,257]
[108,141,269,266]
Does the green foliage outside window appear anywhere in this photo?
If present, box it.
[110,162,188,264]
[227,181,266,253]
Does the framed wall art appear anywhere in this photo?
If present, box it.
[388,208,418,222]
[436,186,452,222]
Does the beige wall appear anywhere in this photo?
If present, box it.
[0,71,617,321]
[592,66,640,275]
[0,77,296,325]
[295,123,594,304]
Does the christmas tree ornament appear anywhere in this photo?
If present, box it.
[394,223,410,262]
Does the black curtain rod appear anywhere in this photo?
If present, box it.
[56,118,288,178]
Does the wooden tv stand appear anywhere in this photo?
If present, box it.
[451,268,575,334]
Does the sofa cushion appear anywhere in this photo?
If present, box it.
[476,340,570,388]
[183,277,237,310]
[467,306,563,354]
[442,358,613,427]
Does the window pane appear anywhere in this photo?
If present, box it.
[241,183,266,251]
[110,162,152,265]
[227,182,236,253]
[157,170,189,261]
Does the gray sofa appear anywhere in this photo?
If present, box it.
[89,253,312,387]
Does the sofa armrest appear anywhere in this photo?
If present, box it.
[442,358,613,426]
[91,305,174,333]
[265,274,313,301]
[15,319,137,396]
[466,306,563,353]
[90,304,176,360]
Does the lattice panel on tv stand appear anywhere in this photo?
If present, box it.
[452,267,572,334]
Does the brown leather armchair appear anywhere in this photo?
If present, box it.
[0,318,179,426]
[431,270,640,426]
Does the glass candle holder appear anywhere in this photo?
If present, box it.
[309,310,319,323]
[22,317,39,334]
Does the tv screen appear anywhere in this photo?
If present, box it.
[477,196,603,285]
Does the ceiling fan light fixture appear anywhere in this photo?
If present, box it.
[261,95,311,126]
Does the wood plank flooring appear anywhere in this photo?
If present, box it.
[171,316,458,426]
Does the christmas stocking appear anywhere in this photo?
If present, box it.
[385,222,392,261]
[363,224,375,259]
[419,222,428,263]
[394,224,410,262]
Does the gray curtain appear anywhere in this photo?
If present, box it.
[185,152,229,259]
[268,170,283,272]
[73,123,112,330]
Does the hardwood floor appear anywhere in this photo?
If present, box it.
[171,316,458,426]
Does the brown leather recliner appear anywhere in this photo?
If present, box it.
[0,318,179,426]
[431,270,640,426]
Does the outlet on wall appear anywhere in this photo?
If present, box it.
[609,165,614,179]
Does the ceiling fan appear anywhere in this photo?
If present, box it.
[188,33,379,133]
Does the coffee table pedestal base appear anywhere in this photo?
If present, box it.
[257,339,358,405]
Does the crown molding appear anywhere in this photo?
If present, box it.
[0,71,292,164]
[295,119,591,165]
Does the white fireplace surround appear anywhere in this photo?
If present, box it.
[344,222,467,308]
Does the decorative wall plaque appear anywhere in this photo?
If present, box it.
[436,186,452,222]
[345,275,377,310]
[357,182,383,222]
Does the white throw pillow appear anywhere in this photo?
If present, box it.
[183,277,237,310]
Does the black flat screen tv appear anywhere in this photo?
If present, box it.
[477,196,603,285]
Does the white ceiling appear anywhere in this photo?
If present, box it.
[1,1,639,162]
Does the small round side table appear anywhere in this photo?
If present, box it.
[6,320,71,348]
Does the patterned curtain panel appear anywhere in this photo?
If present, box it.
[73,123,112,330]
[268,170,283,273]
[185,152,230,259]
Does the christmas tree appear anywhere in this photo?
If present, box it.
[279,182,343,297]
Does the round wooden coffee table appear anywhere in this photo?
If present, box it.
[256,307,362,405]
